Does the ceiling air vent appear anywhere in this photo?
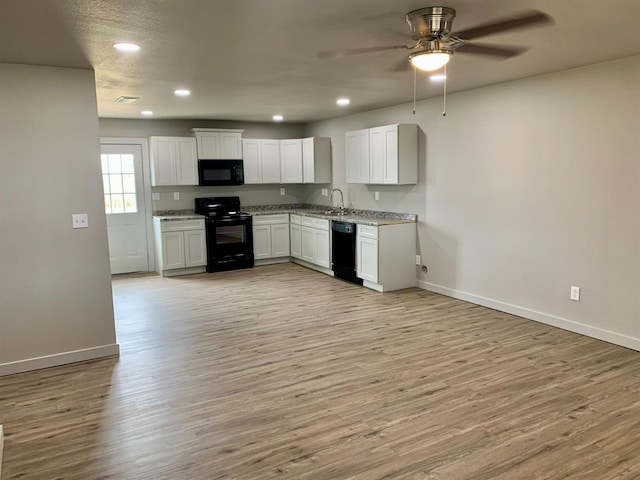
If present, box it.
[115,96,140,104]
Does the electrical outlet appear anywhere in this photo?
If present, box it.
[415,255,421,265]
[570,286,581,301]
[374,191,380,201]
[280,188,285,196]
[72,213,88,229]
[173,192,180,200]
[152,192,160,201]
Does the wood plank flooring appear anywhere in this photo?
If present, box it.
[1,263,640,479]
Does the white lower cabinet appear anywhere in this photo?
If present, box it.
[290,215,302,259]
[300,216,331,269]
[252,214,290,262]
[356,222,416,292]
[153,218,206,276]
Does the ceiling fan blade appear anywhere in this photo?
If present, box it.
[454,43,530,58]
[318,44,411,60]
[451,10,553,41]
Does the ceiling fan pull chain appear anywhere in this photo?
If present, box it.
[412,66,417,115]
[443,64,447,117]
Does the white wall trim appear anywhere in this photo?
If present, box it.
[100,137,155,272]
[417,280,640,352]
[0,344,120,377]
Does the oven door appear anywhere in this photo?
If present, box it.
[205,216,254,271]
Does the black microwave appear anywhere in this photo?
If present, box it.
[198,159,244,186]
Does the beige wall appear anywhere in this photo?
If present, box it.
[0,64,118,374]
[99,118,310,208]
[305,55,640,349]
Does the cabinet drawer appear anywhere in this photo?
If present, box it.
[290,214,301,225]
[357,224,378,239]
[301,216,329,230]
[160,219,205,232]
[252,214,289,225]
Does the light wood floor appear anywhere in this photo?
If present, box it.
[2,263,640,479]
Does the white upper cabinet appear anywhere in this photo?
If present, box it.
[302,137,331,184]
[150,136,197,186]
[346,129,370,183]
[192,128,243,159]
[243,139,281,184]
[347,124,417,185]
[280,139,303,183]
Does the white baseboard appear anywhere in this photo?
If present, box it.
[417,280,640,352]
[0,424,4,479]
[0,344,120,377]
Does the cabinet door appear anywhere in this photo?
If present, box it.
[356,236,378,282]
[253,225,272,260]
[242,139,262,184]
[162,231,185,269]
[280,139,303,183]
[261,140,281,183]
[150,137,177,186]
[369,126,386,184]
[302,137,315,183]
[301,226,315,263]
[197,132,221,159]
[314,229,331,269]
[183,230,206,267]
[175,138,198,185]
[381,125,398,184]
[220,132,243,159]
[290,223,302,259]
[346,129,370,183]
[271,224,291,258]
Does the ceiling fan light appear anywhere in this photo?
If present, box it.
[410,52,451,72]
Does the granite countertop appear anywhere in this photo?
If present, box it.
[244,204,417,226]
[152,210,204,221]
[153,205,417,226]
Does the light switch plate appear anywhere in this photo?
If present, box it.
[280,188,285,196]
[374,191,380,201]
[173,192,180,200]
[152,192,160,201]
[72,213,88,229]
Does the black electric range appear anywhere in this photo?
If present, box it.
[194,197,254,272]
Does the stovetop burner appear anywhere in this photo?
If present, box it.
[194,196,244,217]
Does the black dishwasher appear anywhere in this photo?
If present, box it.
[331,221,363,285]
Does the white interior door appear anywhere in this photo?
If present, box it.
[101,144,149,274]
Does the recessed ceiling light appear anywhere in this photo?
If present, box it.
[336,98,351,106]
[430,74,447,82]
[113,43,140,53]
[141,110,154,116]
[272,115,284,122]
[174,89,191,97]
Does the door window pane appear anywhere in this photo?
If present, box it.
[101,152,138,215]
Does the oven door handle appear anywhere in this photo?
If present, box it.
[208,217,251,226]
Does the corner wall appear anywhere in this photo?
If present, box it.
[0,64,118,375]
[304,56,640,350]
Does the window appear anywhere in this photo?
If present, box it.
[101,153,137,214]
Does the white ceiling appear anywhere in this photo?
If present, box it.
[1,0,639,123]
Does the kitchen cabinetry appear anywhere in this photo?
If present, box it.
[242,139,281,184]
[356,222,416,292]
[302,137,331,183]
[280,139,303,183]
[252,214,290,262]
[150,136,197,186]
[192,128,243,160]
[300,216,330,269]
[347,124,417,185]
[289,214,302,259]
[153,218,206,276]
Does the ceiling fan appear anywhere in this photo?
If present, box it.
[318,6,553,72]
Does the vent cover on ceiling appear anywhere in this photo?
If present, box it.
[115,96,140,103]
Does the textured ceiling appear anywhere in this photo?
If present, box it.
[1,0,639,123]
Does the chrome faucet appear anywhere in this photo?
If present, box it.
[330,188,345,213]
